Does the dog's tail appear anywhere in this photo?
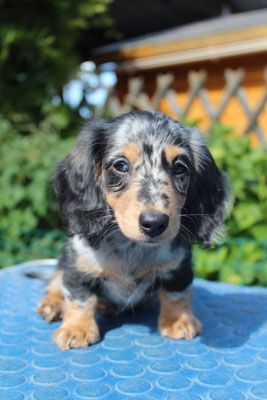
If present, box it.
[25,270,55,280]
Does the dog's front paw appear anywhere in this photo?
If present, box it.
[159,314,201,340]
[38,296,63,322]
[54,323,100,351]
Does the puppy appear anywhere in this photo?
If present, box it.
[38,111,229,350]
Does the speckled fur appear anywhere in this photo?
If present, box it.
[39,111,230,349]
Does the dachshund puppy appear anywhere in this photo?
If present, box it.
[38,111,229,350]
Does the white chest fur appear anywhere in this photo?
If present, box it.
[101,279,152,307]
[72,235,185,308]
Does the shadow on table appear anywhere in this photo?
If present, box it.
[98,284,267,350]
[195,285,267,349]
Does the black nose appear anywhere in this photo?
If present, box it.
[139,213,169,238]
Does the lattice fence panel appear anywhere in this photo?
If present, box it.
[93,68,267,148]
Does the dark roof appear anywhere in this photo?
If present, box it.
[92,8,267,58]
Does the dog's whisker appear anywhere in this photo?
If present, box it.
[103,227,121,241]
[179,224,191,239]
[95,224,120,247]
[82,210,112,216]
[179,223,198,242]
[180,213,213,217]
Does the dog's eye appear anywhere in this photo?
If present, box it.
[172,159,188,175]
[113,159,129,173]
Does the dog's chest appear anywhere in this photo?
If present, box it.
[99,240,185,307]
[73,235,185,307]
[101,278,151,307]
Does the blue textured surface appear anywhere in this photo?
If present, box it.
[0,260,267,400]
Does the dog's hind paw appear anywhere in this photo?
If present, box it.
[38,296,63,322]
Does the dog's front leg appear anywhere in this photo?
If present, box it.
[54,295,100,351]
[158,288,201,340]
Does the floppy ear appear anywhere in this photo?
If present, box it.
[53,120,112,239]
[180,130,230,246]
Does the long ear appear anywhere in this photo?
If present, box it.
[53,120,112,238]
[179,129,230,246]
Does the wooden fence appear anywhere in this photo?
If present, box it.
[93,68,267,148]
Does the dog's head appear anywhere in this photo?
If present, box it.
[54,111,229,247]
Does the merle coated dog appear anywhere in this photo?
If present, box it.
[38,111,229,350]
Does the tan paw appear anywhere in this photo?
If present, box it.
[54,323,100,351]
[159,314,201,340]
[38,297,63,322]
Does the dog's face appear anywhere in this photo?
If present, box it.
[102,121,192,244]
[54,112,229,247]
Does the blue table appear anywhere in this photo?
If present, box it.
[0,261,266,400]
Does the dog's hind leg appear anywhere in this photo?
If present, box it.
[38,270,64,322]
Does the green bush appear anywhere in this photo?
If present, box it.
[194,124,267,286]
[0,0,112,268]
[0,114,75,267]
[194,238,267,286]
[209,124,267,240]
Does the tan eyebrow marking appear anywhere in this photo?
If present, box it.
[164,145,183,164]
[121,143,140,164]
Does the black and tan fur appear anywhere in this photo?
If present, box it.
[38,111,229,350]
